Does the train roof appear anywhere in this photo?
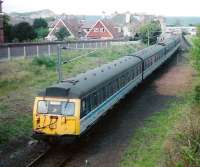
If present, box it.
[41,37,178,99]
[44,55,141,98]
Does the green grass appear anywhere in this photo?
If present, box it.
[120,101,184,167]
[120,78,200,167]
[0,43,144,145]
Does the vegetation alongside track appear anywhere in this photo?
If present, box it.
[0,43,144,144]
[121,35,200,167]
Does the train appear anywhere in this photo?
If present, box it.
[32,35,181,140]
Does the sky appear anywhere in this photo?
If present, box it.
[3,0,200,16]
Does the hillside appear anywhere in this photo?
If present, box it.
[9,9,56,25]
[166,16,200,26]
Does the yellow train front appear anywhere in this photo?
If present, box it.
[33,36,181,141]
[33,97,81,139]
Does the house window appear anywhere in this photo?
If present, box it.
[94,28,99,32]
[100,28,105,32]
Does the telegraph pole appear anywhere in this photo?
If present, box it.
[0,0,4,43]
[57,44,63,83]
[147,28,150,46]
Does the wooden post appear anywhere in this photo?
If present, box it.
[23,46,26,58]
[36,45,39,57]
[48,44,51,56]
[75,42,78,49]
[8,47,11,60]
[82,42,85,49]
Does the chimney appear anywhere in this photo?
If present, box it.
[0,0,4,43]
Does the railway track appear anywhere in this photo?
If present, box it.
[26,144,75,167]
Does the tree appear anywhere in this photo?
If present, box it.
[3,15,13,42]
[35,27,49,40]
[33,18,48,29]
[139,21,162,45]
[33,18,49,39]
[12,22,36,42]
[55,27,70,41]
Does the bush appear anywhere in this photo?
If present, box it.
[194,85,200,103]
[32,56,56,69]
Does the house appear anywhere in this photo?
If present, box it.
[110,12,141,38]
[46,16,83,41]
[86,19,123,40]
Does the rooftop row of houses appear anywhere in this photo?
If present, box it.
[46,13,165,41]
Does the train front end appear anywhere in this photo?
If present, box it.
[33,96,81,139]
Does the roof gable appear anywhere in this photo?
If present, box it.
[86,19,114,39]
[47,17,83,38]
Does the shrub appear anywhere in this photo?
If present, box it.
[32,56,56,69]
[194,85,200,104]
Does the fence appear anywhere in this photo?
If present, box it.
[0,39,128,61]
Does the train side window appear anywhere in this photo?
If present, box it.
[108,83,112,96]
[132,68,135,79]
[91,92,98,109]
[97,90,102,105]
[102,87,106,100]
[81,99,86,117]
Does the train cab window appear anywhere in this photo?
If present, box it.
[61,102,75,116]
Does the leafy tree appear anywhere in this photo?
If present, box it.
[3,15,13,42]
[33,18,49,39]
[33,18,48,29]
[139,21,162,45]
[12,22,36,42]
[55,27,70,41]
[35,27,49,39]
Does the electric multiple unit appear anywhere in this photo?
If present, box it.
[33,36,180,140]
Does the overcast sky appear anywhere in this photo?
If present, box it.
[3,0,200,16]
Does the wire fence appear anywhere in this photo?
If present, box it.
[0,39,133,62]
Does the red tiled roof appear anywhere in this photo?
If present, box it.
[101,19,123,38]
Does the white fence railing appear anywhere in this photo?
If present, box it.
[0,39,130,61]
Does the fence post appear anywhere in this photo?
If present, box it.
[75,42,78,49]
[82,42,85,49]
[23,46,26,58]
[96,42,98,48]
[106,41,108,48]
[8,47,11,60]
[36,45,39,57]
[48,44,51,57]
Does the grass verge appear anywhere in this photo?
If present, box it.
[120,100,184,167]
[121,77,200,167]
[0,43,144,145]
